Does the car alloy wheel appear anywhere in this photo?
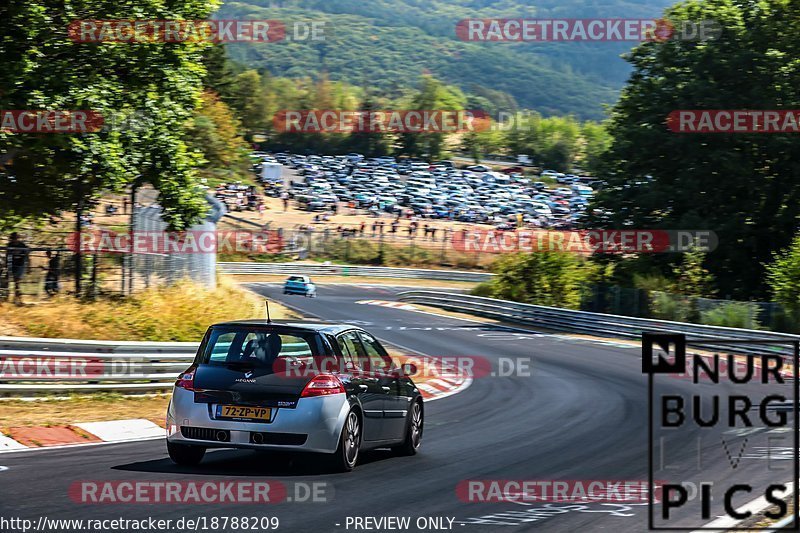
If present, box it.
[410,402,422,449]
[344,411,360,466]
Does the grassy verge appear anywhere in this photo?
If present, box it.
[0,394,171,430]
[0,277,298,341]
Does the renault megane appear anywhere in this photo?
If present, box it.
[166,321,423,471]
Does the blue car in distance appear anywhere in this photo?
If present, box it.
[284,275,317,298]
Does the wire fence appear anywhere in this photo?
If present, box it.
[0,197,221,303]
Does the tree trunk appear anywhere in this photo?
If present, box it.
[74,199,83,297]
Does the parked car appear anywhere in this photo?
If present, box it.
[500,166,524,174]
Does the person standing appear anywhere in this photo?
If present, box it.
[43,250,60,296]
[6,232,29,304]
[281,190,289,212]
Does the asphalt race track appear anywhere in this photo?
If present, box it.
[0,283,793,532]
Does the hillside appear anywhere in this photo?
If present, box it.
[218,0,676,119]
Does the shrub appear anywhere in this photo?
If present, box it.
[650,291,691,322]
[766,233,800,312]
[471,251,600,309]
[700,301,761,329]
[470,281,495,298]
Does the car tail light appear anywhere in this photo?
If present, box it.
[176,366,198,391]
[300,373,345,398]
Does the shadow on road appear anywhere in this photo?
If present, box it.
[112,448,399,477]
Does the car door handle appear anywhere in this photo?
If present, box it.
[381,386,391,392]
[358,385,369,391]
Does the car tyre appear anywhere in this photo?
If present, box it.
[393,401,423,456]
[330,410,361,472]
[167,441,206,466]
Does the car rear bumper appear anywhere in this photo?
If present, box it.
[284,286,313,294]
[166,387,348,453]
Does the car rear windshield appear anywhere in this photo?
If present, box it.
[287,276,305,282]
[199,327,323,370]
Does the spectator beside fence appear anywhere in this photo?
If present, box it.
[6,232,30,304]
[43,250,60,296]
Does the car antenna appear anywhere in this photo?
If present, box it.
[265,300,272,323]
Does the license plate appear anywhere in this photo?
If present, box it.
[216,405,272,422]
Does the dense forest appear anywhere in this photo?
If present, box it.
[218,0,677,119]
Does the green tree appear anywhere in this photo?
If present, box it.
[0,0,215,229]
[396,75,466,159]
[188,91,248,168]
[475,252,601,309]
[766,234,800,310]
[347,90,389,157]
[593,0,800,299]
[671,248,715,297]
[461,126,504,163]
[230,70,272,136]
[579,121,612,174]
[0,0,216,293]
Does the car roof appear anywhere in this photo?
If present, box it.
[209,320,359,335]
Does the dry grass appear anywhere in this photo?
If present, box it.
[0,277,298,341]
[0,394,171,429]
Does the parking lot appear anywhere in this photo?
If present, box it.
[259,153,602,230]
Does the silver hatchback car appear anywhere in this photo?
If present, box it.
[166,320,423,471]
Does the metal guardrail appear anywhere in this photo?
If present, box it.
[397,291,800,356]
[0,337,308,396]
[0,336,197,395]
[218,262,493,282]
